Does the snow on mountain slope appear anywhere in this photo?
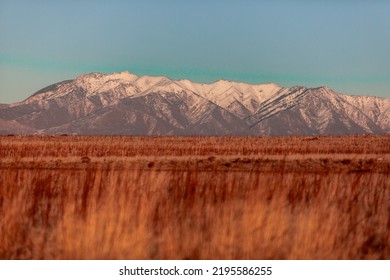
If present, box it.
[249,86,388,135]
[74,71,138,93]
[246,86,308,127]
[192,80,282,117]
[338,93,390,131]
[1,71,389,135]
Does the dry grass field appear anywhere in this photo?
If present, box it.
[0,135,389,259]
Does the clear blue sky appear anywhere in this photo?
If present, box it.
[1,0,389,103]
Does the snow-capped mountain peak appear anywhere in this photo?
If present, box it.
[1,71,389,136]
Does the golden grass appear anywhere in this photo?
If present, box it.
[0,135,389,259]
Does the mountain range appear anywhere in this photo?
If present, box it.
[1,71,389,135]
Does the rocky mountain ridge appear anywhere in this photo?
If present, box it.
[1,71,389,135]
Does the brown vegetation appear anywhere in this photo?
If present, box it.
[0,135,389,259]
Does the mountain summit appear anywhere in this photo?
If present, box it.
[1,72,389,135]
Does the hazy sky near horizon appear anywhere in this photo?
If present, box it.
[1,0,389,103]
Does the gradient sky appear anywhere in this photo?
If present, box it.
[1,0,389,103]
